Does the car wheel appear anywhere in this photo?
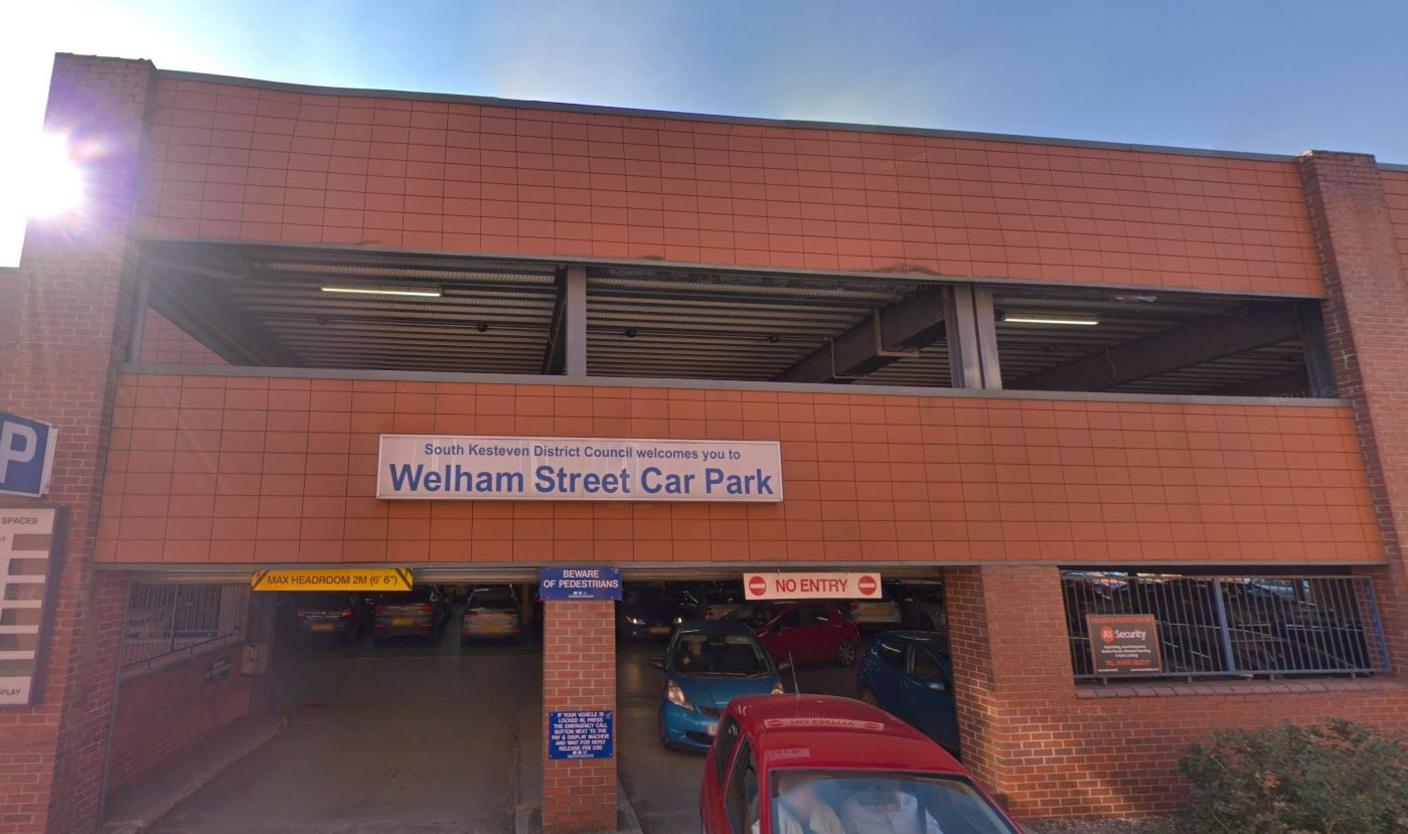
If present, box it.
[860,688,879,707]
[836,639,859,667]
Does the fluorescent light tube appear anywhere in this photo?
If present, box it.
[320,285,442,298]
[1001,313,1100,326]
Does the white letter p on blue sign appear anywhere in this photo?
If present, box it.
[0,411,56,498]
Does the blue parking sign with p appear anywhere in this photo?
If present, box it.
[0,411,56,498]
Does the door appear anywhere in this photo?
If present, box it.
[764,606,807,665]
[903,647,960,753]
[868,635,908,707]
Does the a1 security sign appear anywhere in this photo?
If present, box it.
[0,411,56,498]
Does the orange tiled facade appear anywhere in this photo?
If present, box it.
[5,54,1408,834]
[97,374,1379,566]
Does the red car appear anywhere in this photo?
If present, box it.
[700,695,1021,834]
[726,602,862,668]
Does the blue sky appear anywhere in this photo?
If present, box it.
[4,0,1407,266]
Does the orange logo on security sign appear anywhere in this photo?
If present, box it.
[1101,627,1116,642]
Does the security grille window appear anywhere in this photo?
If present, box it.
[119,583,249,672]
[1061,571,1389,683]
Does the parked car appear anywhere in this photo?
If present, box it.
[858,631,960,754]
[653,619,788,749]
[619,586,686,640]
[371,585,452,643]
[700,695,1021,834]
[849,580,904,629]
[461,586,522,643]
[293,592,370,640]
[726,602,862,667]
[898,581,948,633]
[653,620,785,751]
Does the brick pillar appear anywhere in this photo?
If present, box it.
[944,565,1073,813]
[1299,151,1408,673]
[0,54,155,834]
[542,600,617,834]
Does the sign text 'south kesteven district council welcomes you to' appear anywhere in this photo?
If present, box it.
[377,436,783,502]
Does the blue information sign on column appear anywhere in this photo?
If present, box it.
[539,566,622,601]
[0,411,56,498]
[548,710,614,760]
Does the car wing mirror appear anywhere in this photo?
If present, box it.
[650,657,666,670]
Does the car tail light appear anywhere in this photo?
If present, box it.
[374,604,386,614]
[295,610,306,619]
[417,603,433,614]
[705,606,715,619]
[341,609,353,619]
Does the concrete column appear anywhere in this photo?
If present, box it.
[541,600,617,834]
[1299,151,1408,673]
[0,54,156,834]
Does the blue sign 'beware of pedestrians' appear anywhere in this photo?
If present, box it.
[539,566,622,601]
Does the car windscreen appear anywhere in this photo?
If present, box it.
[671,632,771,676]
[470,594,517,610]
[770,771,1017,834]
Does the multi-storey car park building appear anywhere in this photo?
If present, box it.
[2,53,1408,834]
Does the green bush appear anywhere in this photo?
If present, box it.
[1177,720,1408,833]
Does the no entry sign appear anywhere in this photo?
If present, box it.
[743,572,883,601]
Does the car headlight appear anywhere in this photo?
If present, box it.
[666,680,690,709]
[771,683,785,696]
[625,616,646,626]
[673,616,684,625]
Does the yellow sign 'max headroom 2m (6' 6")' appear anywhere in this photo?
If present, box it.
[250,568,414,592]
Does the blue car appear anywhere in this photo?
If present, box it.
[858,630,960,755]
[653,619,784,751]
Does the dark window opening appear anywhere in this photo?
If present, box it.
[994,286,1335,398]
[1061,570,1388,683]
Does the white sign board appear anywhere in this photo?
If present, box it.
[0,508,59,706]
[377,436,783,502]
[744,572,882,601]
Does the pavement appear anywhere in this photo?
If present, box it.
[147,617,541,834]
[141,615,867,834]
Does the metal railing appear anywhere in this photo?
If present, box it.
[119,582,249,671]
[1062,571,1389,682]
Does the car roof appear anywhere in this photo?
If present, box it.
[675,619,756,636]
[877,629,947,646]
[727,695,966,775]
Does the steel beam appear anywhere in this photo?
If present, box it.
[1008,301,1301,392]
[563,265,588,378]
[777,286,946,383]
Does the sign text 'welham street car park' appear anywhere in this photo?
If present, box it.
[744,572,882,601]
[377,436,783,502]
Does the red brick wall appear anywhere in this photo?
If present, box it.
[135,74,1320,296]
[541,600,616,834]
[106,642,260,794]
[945,565,1408,818]
[95,374,1380,567]
[1300,153,1408,672]
[0,55,155,834]
[1380,168,1408,282]
[138,309,227,365]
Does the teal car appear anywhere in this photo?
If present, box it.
[653,619,784,751]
